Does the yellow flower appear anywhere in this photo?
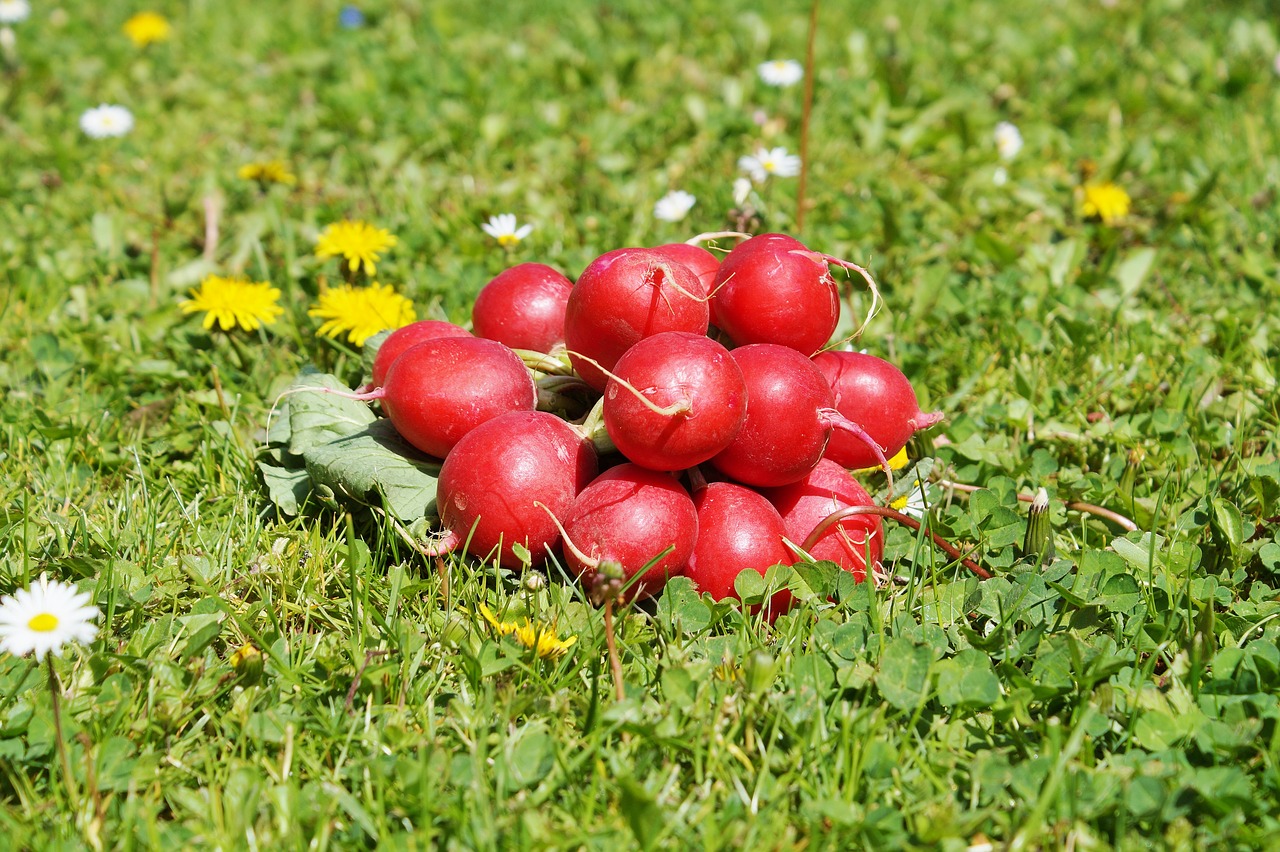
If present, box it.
[123,12,171,47]
[238,161,297,187]
[308,282,415,346]
[1079,181,1131,225]
[180,275,284,332]
[314,220,397,277]
[478,604,577,660]
[854,447,910,476]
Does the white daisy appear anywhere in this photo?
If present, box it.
[80,104,134,139]
[737,146,801,183]
[757,59,803,87]
[0,0,30,25]
[891,480,929,520]
[993,166,1009,186]
[481,213,533,248]
[0,574,100,660]
[732,177,753,207]
[653,190,696,222]
[993,121,1023,160]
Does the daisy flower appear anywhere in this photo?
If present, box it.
[309,282,416,346]
[732,177,753,207]
[180,275,284,332]
[993,121,1023,160]
[80,104,134,139]
[0,574,100,660]
[653,190,696,222]
[993,166,1009,187]
[481,213,533,248]
[1079,181,1131,225]
[738,146,801,183]
[237,160,297,187]
[0,0,30,25]
[890,479,929,520]
[314,220,398,277]
[122,12,171,47]
[757,59,804,87]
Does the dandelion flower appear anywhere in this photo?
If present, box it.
[0,0,30,25]
[653,190,696,222]
[481,214,533,248]
[757,59,804,87]
[993,121,1023,160]
[890,479,929,519]
[479,604,576,660]
[237,160,297,186]
[80,104,134,139]
[180,275,284,332]
[309,282,415,346]
[0,574,99,660]
[738,146,801,183]
[855,447,910,475]
[1079,181,1131,225]
[314,220,398,277]
[123,12,171,47]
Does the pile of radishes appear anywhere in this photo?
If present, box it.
[356,233,943,616]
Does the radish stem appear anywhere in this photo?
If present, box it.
[533,501,599,569]
[818,407,893,492]
[804,505,991,580]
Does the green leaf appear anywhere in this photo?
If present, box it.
[733,568,766,604]
[1114,247,1157,297]
[257,462,312,516]
[302,420,440,522]
[936,650,1000,708]
[361,329,392,380]
[876,639,932,711]
[1210,497,1245,554]
[655,577,712,634]
[505,723,555,791]
[285,371,377,455]
[618,776,665,850]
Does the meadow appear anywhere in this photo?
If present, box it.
[2,0,1280,848]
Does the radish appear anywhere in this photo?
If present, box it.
[564,248,710,391]
[553,464,697,601]
[425,411,597,568]
[378,337,536,458]
[684,481,794,616]
[709,344,891,487]
[600,331,747,472]
[650,243,719,293]
[472,262,574,354]
[370,320,472,388]
[761,459,884,582]
[812,351,944,470]
[710,233,839,355]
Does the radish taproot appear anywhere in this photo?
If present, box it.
[812,351,944,470]
[472,262,574,354]
[378,337,537,458]
[601,331,747,472]
[761,459,884,582]
[553,464,698,601]
[370,320,472,388]
[684,481,794,616]
[425,411,597,568]
[564,248,710,391]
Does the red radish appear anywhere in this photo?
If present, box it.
[650,243,719,293]
[710,233,839,355]
[564,248,710,391]
[472,263,574,354]
[601,331,747,472]
[379,337,536,458]
[424,411,597,569]
[761,459,884,582]
[554,464,698,601]
[370,320,472,388]
[813,351,944,470]
[684,481,794,617]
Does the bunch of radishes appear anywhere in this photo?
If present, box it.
[355,233,942,616]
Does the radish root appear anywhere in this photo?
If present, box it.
[805,505,991,580]
[566,350,693,418]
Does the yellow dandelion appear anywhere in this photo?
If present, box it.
[180,275,284,332]
[855,447,910,476]
[123,12,171,47]
[478,603,518,637]
[237,160,297,187]
[308,282,415,346]
[1079,181,1131,225]
[478,604,576,660]
[314,220,398,277]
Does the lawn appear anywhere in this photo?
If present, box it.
[2,0,1279,848]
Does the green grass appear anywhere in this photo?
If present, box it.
[2,0,1280,848]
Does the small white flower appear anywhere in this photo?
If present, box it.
[80,104,134,139]
[0,0,30,25]
[738,146,801,183]
[993,166,1009,186]
[481,213,533,248]
[891,480,930,520]
[757,59,803,88]
[0,574,100,660]
[653,190,696,222]
[993,121,1023,160]
[0,26,15,57]
[732,177,753,207]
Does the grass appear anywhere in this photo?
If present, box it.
[2,0,1280,848]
